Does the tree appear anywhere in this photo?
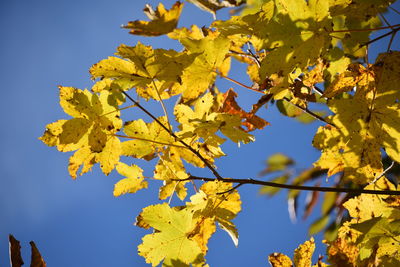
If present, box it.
[40,0,400,266]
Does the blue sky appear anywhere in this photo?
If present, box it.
[1,0,399,266]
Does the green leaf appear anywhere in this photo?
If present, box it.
[259,174,290,196]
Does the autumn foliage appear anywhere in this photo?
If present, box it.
[40,0,400,266]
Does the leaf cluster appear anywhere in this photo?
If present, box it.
[40,0,400,266]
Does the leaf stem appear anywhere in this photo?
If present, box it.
[175,175,400,196]
[101,104,137,117]
[151,79,172,132]
[219,73,264,94]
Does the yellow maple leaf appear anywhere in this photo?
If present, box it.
[172,33,231,99]
[90,42,196,100]
[175,93,255,146]
[137,203,204,266]
[268,253,293,267]
[329,0,391,58]
[313,52,400,183]
[323,63,373,98]
[293,237,315,267]
[325,237,359,267]
[269,238,322,267]
[123,2,183,36]
[256,0,332,78]
[40,87,122,178]
[154,149,190,201]
[121,117,175,159]
[113,163,147,197]
[187,181,242,249]
[328,179,400,265]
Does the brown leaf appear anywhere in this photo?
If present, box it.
[29,241,46,267]
[9,234,24,267]
[219,88,269,132]
[303,183,320,220]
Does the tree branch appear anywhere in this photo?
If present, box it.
[174,175,400,196]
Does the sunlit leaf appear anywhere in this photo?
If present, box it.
[124,2,183,36]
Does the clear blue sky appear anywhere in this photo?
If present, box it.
[1,0,399,266]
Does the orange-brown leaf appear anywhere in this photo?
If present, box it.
[219,88,269,132]
[30,241,46,267]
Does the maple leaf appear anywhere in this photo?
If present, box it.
[123,2,183,36]
[268,253,293,267]
[137,203,204,266]
[40,87,122,178]
[269,238,325,267]
[186,0,245,18]
[323,63,373,98]
[329,0,392,58]
[154,149,190,200]
[313,52,400,183]
[216,0,332,76]
[219,88,269,132]
[351,217,400,261]
[326,237,359,267]
[90,42,196,100]
[330,179,400,265]
[187,181,242,249]
[175,93,255,146]
[258,0,332,78]
[113,163,147,197]
[121,117,175,159]
[170,30,231,99]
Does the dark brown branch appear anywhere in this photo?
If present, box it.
[175,175,400,196]
[121,90,224,180]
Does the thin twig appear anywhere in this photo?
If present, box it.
[219,73,265,94]
[369,161,395,185]
[228,50,260,66]
[379,13,393,29]
[121,90,224,180]
[387,30,397,52]
[389,6,400,15]
[329,24,400,33]
[216,183,244,195]
[312,85,325,96]
[100,104,137,117]
[247,49,261,67]
[360,26,400,48]
[175,175,400,196]
[282,97,337,127]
